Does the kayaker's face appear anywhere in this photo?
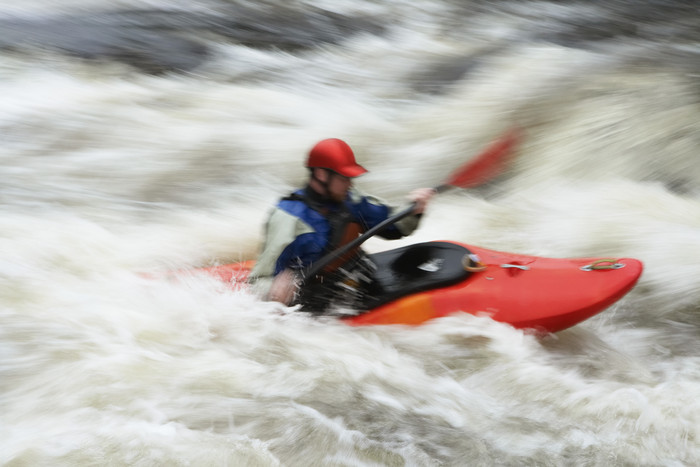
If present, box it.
[327,172,352,202]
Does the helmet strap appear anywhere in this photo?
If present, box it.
[309,168,332,198]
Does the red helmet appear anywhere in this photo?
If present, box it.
[306,138,368,178]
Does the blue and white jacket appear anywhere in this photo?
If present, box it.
[249,186,421,295]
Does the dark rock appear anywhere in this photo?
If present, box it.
[0,6,386,74]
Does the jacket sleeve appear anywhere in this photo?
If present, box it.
[350,189,422,239]
[392,202,422,236]
[248,208,313,296]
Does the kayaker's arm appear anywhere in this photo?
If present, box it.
[408,187,435,215]
[396,187,435,228]
[248,208,313,299]
[267,268,300,305]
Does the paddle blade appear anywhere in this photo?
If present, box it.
[444,128,521,189]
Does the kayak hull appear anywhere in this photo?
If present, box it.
[197,241,643,333]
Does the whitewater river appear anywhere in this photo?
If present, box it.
[2,1,700,465]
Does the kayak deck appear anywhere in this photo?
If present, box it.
[344,242,643,332]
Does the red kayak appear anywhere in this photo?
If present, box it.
[195,240,642,333]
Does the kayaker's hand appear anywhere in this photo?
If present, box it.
[408,187,436,215]
[267,269,299,305]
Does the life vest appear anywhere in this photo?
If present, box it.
[283,191,366,275]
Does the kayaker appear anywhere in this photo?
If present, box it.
[248,138,434,311]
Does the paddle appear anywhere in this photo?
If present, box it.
[303,128,521,280]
